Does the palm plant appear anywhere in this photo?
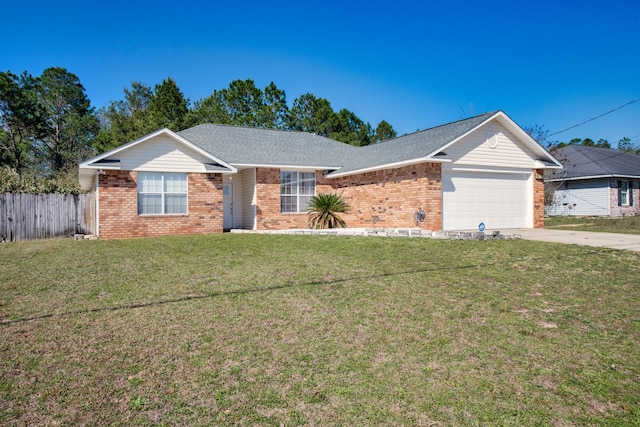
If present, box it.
[307,193,351,229]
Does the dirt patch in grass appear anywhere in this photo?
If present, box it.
[1,234,639,425]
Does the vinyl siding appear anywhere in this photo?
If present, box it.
[107,135,213,172]
[445,123,539,169]
[549,179,609,216]
[241,168,257,230]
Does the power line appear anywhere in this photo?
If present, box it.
[548,97,640,137]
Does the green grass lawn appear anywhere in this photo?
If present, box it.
[546,215,640,234]
[1,234,638,426]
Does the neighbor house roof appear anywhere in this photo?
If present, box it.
[547,145,640,181]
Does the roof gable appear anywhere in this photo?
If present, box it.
[437,111,562,167]
[327,111,561,177]
[78,128,235,190]
[114,135,226,172]
[81,128,235,171]
[442,120,542,169]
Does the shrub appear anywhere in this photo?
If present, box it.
[0,167,83,194]
[307,193,350,229]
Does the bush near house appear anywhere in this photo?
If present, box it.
[307,192,351,229]
[0,167,83,194]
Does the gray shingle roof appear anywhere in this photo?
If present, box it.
[178,111,499,174]
[329,111,498,176]
[178,124,358,168]
[548,145,640,180]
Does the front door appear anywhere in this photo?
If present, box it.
[223,183,233,229]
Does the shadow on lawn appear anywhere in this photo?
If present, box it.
[2,261,491,325]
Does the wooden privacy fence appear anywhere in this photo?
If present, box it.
[0,193,96,242]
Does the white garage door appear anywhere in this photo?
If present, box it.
[442,170,531,230]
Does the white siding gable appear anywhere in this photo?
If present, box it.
[104,135,214,172]
[445,123,540,169]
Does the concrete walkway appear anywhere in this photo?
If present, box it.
[511,228,640,252]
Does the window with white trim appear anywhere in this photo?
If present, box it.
[138,172,187,215]
[280,171,315,213]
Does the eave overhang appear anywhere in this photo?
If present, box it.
[325,156,451,179]
[547,174,640,182]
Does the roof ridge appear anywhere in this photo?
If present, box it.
[376,110,500,143]
[180,122,324,137]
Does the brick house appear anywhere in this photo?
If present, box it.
[79,110,562,239]
[546,145,640,217]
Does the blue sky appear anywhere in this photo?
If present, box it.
[3,0,639,145]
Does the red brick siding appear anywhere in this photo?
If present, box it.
[255,164,442,231]
[330,163,442,231]
[98,170,223,239]
[609,179,640,217]
[254,168,312,230]
[533,169,545,228]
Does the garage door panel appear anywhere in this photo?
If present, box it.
[443,171,530,230]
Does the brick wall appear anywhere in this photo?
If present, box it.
[98,170,223,239]
[100,163,540,237]
[533,169,545,228]
[255,163,442,231]
[609,179,640,217]
[331,163,442,230]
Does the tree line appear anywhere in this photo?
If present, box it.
[554,137,639,154]
[1,67,397,192]
[96,77,397,152]
[524,125,638,154]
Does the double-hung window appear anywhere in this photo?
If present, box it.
[138,172,187,215]
[281,171,315,213]
[619,180,633,206]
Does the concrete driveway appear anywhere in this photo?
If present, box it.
[512,228,640,252]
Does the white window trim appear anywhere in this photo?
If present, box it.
[620,180,630,206]
[138,172,188,215]
[280,170,315,213]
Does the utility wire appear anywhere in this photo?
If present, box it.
[548,97,640,137]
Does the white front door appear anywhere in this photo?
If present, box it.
[223,183,233,229]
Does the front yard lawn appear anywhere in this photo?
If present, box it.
[546,215,640,234]
[1,234,638,426]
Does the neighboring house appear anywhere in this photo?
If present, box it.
[546,145,640,217]
[79,110,562,239]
